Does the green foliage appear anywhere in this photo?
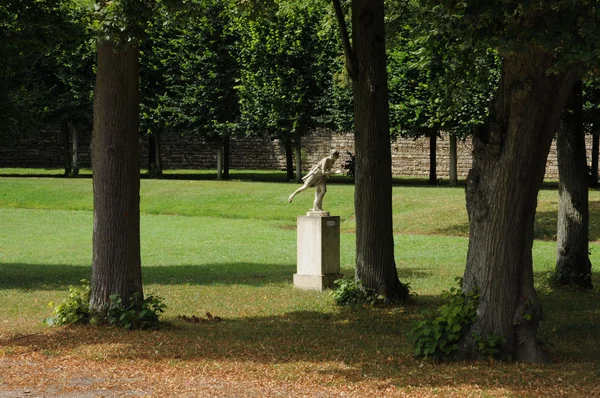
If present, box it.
[472,332,505,358]
[421,0,600,73]
[46,280,166,330]
[409,279,479,360]
[235,1,339,142]
[45,279,91,326]
[387,3,500,140]
[0,0,94,136]
[341,151,355,178]
[331,278,384,306]
[105,293,166,330]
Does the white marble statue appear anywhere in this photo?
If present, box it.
[288,149,343,212]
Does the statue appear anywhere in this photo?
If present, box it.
[288,150,343,212]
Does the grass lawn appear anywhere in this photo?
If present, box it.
[0,175,599,397]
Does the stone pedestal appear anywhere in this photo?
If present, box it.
[293,214,342,291]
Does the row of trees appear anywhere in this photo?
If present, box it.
[2,0,499,183]
[2,0,599,363]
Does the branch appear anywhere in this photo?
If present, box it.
[332,0,358,80]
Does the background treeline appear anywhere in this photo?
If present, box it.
[0,0,502,180]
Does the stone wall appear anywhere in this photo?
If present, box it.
[0,128,592,180]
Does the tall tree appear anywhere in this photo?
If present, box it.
[89,0,152,312]
[556,80,593,289]
[386,9,499,186]
[0,0,93,160]
[333,0,408,302]
[237,0,336,182]
[424,1,600,362]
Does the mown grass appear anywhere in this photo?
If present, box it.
[1,175,599,396]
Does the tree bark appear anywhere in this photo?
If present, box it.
[90,41,143,313]
[154,131,162,175]
[295,139,302,183]
[449,134,458,187]
[351,0,407,302]
[460,46,582,362]
[284,138,294,181]
[556,80,593,289]
[223,135,230,180]
[61,121,71,177]
[216,142,223,181]
[148,133,157,177]
[591,132,599,187]
[71,124,79,177]
[429,132,437,185]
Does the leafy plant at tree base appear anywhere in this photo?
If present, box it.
[331,278,384,306]
[45,279,91,326]
[472,332,505,358]
[408,279,479,360]
[46,280,166,330]
[105,293,166,330]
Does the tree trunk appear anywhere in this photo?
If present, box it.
[90,41,143,313]
[460,47,582,362]
[61,121,71,177]
[223,135,230,180]
[556,81,593,289]
[284,138,294,181]
[71,124,79,177]
[591,132,599,187]
[154,130,162,175]
[351,0,407,302]
[295,139,302,183]
[449,134,458,187]
[148,133,157,177]
[216,142,223,181]
[429,132,437,185]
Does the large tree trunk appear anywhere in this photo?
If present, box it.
[556,81,593,289]
[223,135,230,180]
[460,47,582,362]
[351,0,407,302]
[295,139,302,183]
[449,134,458,187]
[284,138,294,181]
[429,132,437,185]
[90,41,143,313]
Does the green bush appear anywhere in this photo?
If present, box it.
[331,278,383,306]
[472,332,505,358]
[45,279,91,326]
[46,280,166,330]
[105,293,166,330]
[408,279,479,360]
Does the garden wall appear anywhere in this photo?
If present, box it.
[0,128,588,180]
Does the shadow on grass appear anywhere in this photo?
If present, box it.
[3,288,600,393]
[434,200,600,240]
[0,262,434,291]
[0,262,296,290]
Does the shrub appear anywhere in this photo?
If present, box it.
[105,293,166,330]
[45,280,166,330]
[341,151,355,178]
[45,279,91,326]
[331,278,383,306]
[408,279,479,360]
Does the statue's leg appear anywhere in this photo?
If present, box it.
[288,184,309,203]
[313,184,326,211]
